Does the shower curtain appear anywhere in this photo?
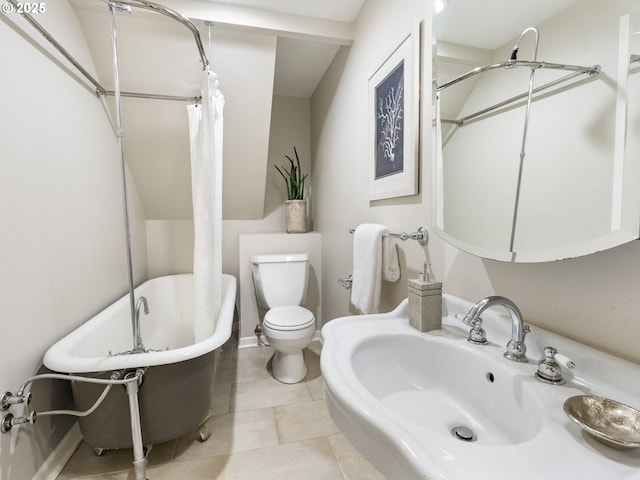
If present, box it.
[187,68,224,342]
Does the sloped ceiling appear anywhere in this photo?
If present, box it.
[436,0,581,50]
[209,0,365,22]
[70,0,357,220]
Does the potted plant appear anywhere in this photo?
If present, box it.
[275,147,309,233]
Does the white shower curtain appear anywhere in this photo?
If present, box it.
[187,68,224,342]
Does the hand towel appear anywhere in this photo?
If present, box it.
[350,223,400,314]
[382,237,400,282]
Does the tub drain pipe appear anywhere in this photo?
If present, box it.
[125,369,147,480]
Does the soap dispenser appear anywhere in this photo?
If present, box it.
[408,262,442,332]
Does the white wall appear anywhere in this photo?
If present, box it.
[0,2,147,478]
[238,233,322,344]
[311,0,434,324]
[147,95,311,280]
[440,0,638,260]
[146,95,314,347]
[73,4,280,222]
[312,0,640,365]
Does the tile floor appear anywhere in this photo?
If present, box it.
[57,336,385,480]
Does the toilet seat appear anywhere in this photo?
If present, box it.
[264,306,315,331]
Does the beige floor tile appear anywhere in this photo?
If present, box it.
[307,375,325,400]
[58,340,374,480]
[144,455,229,480]
[69,472,129,480]
[328,433,386,480]
[239,346,275,380]
[57,440,176,479]
[303,347,322,382]
[211,378,232,415]
[221,345,274,384]
[230,378,312,412]
[307,340,323,356]
[174,408,279,460]
[219,437,344,480]
[58,474,129,480]
[274,399,339,444]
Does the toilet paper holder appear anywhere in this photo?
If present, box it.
[338,275,353,290]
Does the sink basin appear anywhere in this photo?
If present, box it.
[321,294,640,480]
[352,334,542,446]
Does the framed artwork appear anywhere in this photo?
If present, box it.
[369,21,421,201]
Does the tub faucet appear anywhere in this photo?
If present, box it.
[133,296,149,353]
[464,296,530,362]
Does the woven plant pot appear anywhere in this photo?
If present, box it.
[285,200,307,233]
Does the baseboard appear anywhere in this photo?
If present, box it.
[238,335,260,349]
[238,329,322,349]
[33,422,82,480]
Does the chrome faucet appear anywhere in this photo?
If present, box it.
[133,296,149,353]
[463,296,530,362]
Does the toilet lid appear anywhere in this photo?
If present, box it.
[264,306,315,331]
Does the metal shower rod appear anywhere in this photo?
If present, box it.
[438,59,601,126]
[9,0,208,102]
[108,0,209,70]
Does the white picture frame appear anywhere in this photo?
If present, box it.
[369,21,421,201]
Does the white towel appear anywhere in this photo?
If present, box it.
[382,237,400,282]
[350,223,400,314]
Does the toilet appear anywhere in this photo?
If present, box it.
[251,253,316,383]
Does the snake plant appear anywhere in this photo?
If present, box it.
[275,147,308,200]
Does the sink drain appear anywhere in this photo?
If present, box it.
[451,425,477,442]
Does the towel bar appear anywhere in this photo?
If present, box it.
[348,226,429,246]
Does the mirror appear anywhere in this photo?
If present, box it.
[434,0,640,262]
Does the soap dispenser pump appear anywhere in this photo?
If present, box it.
[408,262,442,332]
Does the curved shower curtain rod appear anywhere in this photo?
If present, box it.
[437,59,601,126]
[437,59,600,92]
[107,0,210,71]
[8,0,210,101]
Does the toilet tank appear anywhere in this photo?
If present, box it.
[251,253,310,308]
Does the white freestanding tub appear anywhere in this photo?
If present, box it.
[44,273,237,449]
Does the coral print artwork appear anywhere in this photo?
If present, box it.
[368,22,419,201]
[375,60,405,179]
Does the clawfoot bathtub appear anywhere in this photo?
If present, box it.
[43,273,236,450]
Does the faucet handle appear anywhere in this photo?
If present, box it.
[535,346,575,385]
[455,313,472,326]
[455,313,488,345]
[554,351,576,370]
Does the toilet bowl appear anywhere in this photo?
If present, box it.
[251,253,316,384]
[263,306,315,383]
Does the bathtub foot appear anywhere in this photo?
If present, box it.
[197,425,211,442]
[92,447,106,457]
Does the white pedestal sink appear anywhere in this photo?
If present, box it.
[353,334,543,446]
[321,294,640,480]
